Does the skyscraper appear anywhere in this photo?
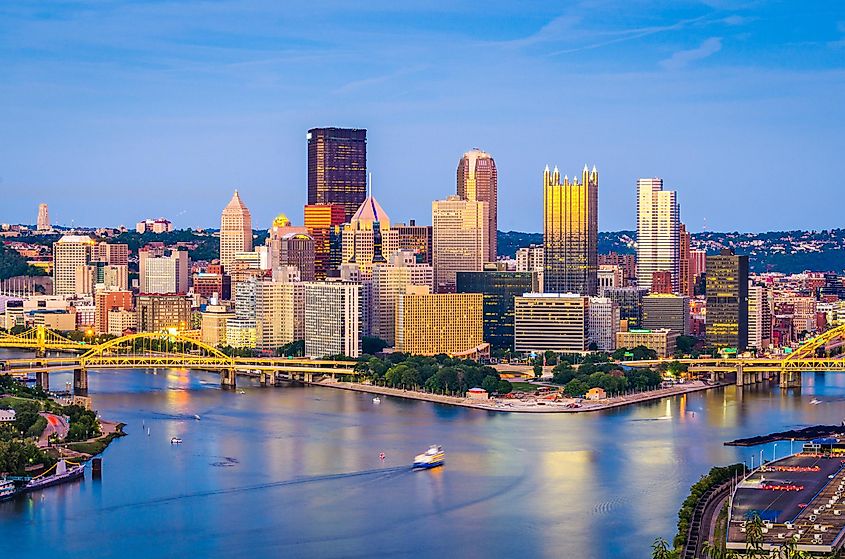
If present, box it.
[679,223,692,297]
[706,249,749,351]
[341,194,399,281]
[543,165,598,296]
[456,270,537,350]
[457,149,498,262]
[636,178,680,292]
[432,195,488,293]
[220,190,252,270]
[36,203,50,232]
[53,235,94,296]
[304,204,346,280]
[307,127,367,221]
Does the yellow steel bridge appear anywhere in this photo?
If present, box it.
[0,326,358,392]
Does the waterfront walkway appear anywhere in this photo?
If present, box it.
[318,380,719,413]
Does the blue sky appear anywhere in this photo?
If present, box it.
[1,1,843,233]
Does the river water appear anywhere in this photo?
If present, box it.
[3,353,845,558]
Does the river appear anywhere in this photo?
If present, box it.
[3,355,845,558]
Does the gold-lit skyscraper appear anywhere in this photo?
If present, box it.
[432,195,488,293]
[457,149,497,262]
[543,165,598,296]
[219,190,253,270]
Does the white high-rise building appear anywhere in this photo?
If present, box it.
[53,235,94,296]
[139,249,189,294]
[371,250,434,345]
[588,296,620,351]
[432,195,488,293]
[304,282,362,358]
[37,203,50,231]
[748,282,771,351]
[516,245,544,272]
[636,178,680,292]
[254,280,304,351]
[220,191,253,270]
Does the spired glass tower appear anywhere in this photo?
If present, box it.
[457,149,498,262]
[307,127,367,222]
[543,165,598,296]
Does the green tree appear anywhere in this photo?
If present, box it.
[650,537,677,559]
[551,362,576,385]
[496,379,512,394]
[362,336,388,355]
[532,363,542,378]
[563,379,589,397]
[481,375,499,394]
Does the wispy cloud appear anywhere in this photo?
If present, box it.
[660,37,722,70]
[332,64,429,95]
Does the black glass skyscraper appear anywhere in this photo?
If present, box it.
[456,270,536,350]
[307,127,367,222]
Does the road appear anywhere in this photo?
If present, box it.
[37,412,68,447]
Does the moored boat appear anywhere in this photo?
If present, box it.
[413,445,445,469]
[171,437,183,444]
[24,460,84,493]
[0,479,17,502]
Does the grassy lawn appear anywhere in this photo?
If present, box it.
[509,382,541,393]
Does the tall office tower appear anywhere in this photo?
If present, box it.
[136,294,191,332]
[543,164,599,296]
[139,249,190,294]
[514,293,588,353]
[432,195,488,293]
[588,296,620,351]
[636,178,680,292]
[307,127,367,221]
[642,294,690,336]
[395,290,484,356]
[341,195,399,281]
[679,223,693,297]
[254,280,299,351]
[395,220,433,265]
[36,203,50,231]
[304,204,346,280]
[226,279,258,349]
[303,282,362,358]
[371,250,433,345]
[457,149,498,262]
[53,235,94,296]
[706,249,749,351]
[220,190,252,270]
[456,270,537,350]
[747,282,771,351]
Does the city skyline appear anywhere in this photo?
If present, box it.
[1,2,843,232]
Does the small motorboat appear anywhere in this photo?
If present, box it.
[373,397,381,404]
[413,445,445,469]
[238,390,246,395]
[810,399,822,405]
[170,437,183,444]
[194,415,201,421]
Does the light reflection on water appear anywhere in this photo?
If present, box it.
[3,349,845,558]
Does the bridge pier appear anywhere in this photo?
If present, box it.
[779,370,801,389]
[35,348,46,358]
[220,369,236,390]
[259,372,272,387]
[73,368,88,395]
[36,371,49,391]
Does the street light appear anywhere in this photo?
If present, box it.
[773,443,778,462]
[760,449,764,468]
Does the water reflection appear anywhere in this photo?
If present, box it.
[5,348,845,558]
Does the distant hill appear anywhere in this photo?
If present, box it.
[498,229,845,275]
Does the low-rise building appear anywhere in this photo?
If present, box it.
[514,293,588,353]
[615,328,677,358]
[395,290,483,356]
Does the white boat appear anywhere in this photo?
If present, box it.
[193,415,201,421]
[0,479,17,502]
[170,437,183,444]
[413,445,445,469]
[238,390,246,395]
[373,397,381,404]
[810,399,822,405]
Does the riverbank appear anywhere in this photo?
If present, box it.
[317,379,723,413]
[63,420,126,457]
[725,424,845,446]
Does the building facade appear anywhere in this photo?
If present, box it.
[456,270,536,350]
[514,293,588,353]
[602,286,648,329]
[341,195,399,281]
[748,282,771,351]
[395,220,433,265]
[53,235,94,296]
[641,294,690,336]
[370,250,433,345]
[395,290,484,356]
[636,178,680,292]
[220,190,253,270]
[303,204,346,280]
[139,249,190,294]
[432,195,488,293]
[303,282,362,358]
[456,149,498,262]
[136,294,191,332]
[706,249,749,351]
[616,328,677,358]
[307,127,367,221]
[543,165,598,296]
[588,296,620,351]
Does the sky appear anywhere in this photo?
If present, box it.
[1,0,843,233]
